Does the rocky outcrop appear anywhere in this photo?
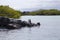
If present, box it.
[0,17,40,29]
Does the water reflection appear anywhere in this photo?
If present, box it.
[0,26,40,40]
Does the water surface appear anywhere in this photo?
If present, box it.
[0,16,60,40]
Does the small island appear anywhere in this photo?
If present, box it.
[22,9,60,15]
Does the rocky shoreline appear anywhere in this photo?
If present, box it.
[0,17,40,29]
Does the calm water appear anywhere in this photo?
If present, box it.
[0,16,60,40]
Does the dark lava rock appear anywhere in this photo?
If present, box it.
[0,16,40,29]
